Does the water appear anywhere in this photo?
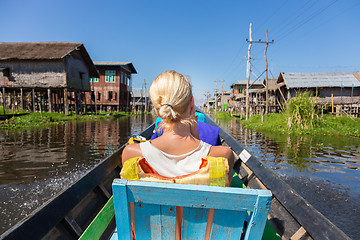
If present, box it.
[0,114,154,234]
[216,119,360,239]
[1,115,359,239]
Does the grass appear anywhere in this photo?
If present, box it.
[240,92,360,137]
[241,113,360,137]
[213,111,234,121]
[0,111,130,129]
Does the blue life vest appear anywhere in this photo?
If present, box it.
[150,121,221,146]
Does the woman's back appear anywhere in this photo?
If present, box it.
[121,70,234,185]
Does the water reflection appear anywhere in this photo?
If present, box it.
[0,114,154,234]
[215,118,360,239]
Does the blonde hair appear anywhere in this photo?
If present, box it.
[150,70,194,130]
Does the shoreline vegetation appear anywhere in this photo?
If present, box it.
[0,111,133,129]
[213,92,360,138]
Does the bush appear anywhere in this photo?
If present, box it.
[286,91,321,130]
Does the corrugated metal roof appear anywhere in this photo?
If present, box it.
[132,89,149,98]
[233,79,263,86]
[281,72,360,89]
[94,61,137,74]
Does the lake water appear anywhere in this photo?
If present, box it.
[0,115,359,239]
[0,114,154,235]
[216,118,360,239]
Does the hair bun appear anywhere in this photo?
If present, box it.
[159,104,177,121]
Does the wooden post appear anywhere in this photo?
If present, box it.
[75,91,79,116]
[215,79,218,113]
[245,23,253,120]
[39,93,43,118]
[12,90,16,112]
[2,87,6,115]
[351,84,354,115]
[64,88,69,115]
[20,88,24,111]
[264,29,269,114]
[32,88,35,112]
[84,91,87,114]
[144,79,147,112]
[48,88,52,113]
[92,81,97,115]
[331,93,334,113]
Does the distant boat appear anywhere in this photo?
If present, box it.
[0,113,28,121]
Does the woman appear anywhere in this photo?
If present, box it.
[121,70,234,186]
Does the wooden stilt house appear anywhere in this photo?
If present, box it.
[277,72,360,115]
[86,62,137,112]
[0,42,99,115]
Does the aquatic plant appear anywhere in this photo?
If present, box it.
[214,111,234,121]
[286,91,321,131]
[0,112,130,129]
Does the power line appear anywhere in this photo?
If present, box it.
[275,0,339,42]
[252,0,289,34]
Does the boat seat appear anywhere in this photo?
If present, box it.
[110,179,272,240]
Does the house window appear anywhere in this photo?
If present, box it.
[1,68,10,77]
[97,92,101,101]
[239,88,242,93]
[120,72,124,84]
[91,91,95,100]
[105,70,116,83]
[108,91,113,100]
[114,92,117,100]
[90,70,99,82]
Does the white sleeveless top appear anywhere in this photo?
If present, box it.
[139,140,212,178]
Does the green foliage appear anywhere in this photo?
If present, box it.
[214,111,234,121]
[0,112,129,129]
[0,106,27,115]
[286,91,321,130]
[241,112,360,137]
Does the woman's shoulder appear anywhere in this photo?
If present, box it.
[209,145,232,153]
[208,145,233,159]
[122,143,142,164]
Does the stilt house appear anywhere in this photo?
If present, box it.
[87,62,137,112]
[230,79,263,109]
[277,72,360,114]
[0,42,99,114]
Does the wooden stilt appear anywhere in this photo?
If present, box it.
[64,88,69,115]
[20,88,24,111]
[48,88,52,113]
[75,91,79,116]
[2,87,6,115]
[84,91,87,114]
[32,88,35,112]
[12,90,16,112]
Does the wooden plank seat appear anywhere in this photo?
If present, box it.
[110,179,272,240]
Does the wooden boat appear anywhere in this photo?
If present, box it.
[0,113,351,240]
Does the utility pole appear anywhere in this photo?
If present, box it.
[246,25,274,119]
[215,79,218,113]
[144,79,147,113]
[245,23,253,120]
[264,29,274,114]
[221,79,224,111]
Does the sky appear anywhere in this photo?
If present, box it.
[2,0,360,105]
